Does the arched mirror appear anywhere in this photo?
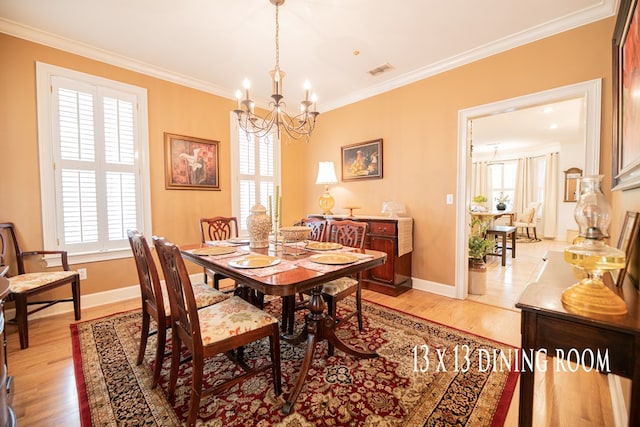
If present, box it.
[563,167,582,202]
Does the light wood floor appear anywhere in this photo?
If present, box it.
[6,286,614,426]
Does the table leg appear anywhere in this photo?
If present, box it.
[519,310,536,427]
[501,233,507,266]
[282,285,377,414]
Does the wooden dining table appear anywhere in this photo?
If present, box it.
[181,242,387,414]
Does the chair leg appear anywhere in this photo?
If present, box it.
[356,285,363,331]
[187,359,204,427]
[152,324,167,389]
[213,273,221,290]
[326,296,336,357]
[269,324,282,396]
[526,227,531,239]
[533,227,538,240]
[203,268,208,285]
[14,294,29,349]
[168,328,181,401]
[137,311,150,365]
[72,275,81,320]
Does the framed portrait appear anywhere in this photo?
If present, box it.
[613,211,640,286]
[341,139,383,181]
[164,133,220,190]
[613,0,640,190]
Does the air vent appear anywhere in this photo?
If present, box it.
[368,63,394,76]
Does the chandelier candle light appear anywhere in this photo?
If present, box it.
[562,175,627,316]
[233,0,319,142]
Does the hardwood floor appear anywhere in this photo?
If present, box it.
[5,284,614,426]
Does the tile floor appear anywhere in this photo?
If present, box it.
[466,236,569,310]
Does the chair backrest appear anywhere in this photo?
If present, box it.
[326,220,367,250]
[517,203,540,224]
[1,222,26,274]
[127,230,166,320]
[153,236,200,349]
[199,217,239,242]
[299,218,327,242]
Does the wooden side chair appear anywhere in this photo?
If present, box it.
[281,218,328,335]
[199,216,239,290]
[0,222,80,349]
[321,220,368,355]
[152,236,281,427]
[127,230,229,388]
[514,203,541,240]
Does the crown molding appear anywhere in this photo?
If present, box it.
[1,0,617,111]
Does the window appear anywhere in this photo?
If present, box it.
[489,161,517,210]
[36,62,151,264]
[230,115,280,234]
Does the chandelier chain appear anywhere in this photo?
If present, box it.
[275,4,280,71]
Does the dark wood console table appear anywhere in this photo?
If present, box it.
[515,251,640,426]
[309,215,412,296]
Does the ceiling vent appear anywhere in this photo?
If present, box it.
[368,63,394,76]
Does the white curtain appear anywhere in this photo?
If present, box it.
[542,152,559,238]
[514,157,531,216]
[471,161,491,202]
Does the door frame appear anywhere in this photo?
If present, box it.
[454,79,602,299]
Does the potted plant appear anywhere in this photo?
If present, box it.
[471,195,488,212]
[495,192,510,211]
[468,217,493,294]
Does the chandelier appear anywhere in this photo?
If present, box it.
[233,0,319,142]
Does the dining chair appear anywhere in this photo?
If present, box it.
[152,236,281,427]
[321,220,368,356]
[127,230,230,388]
[0,222,81,349]
[514,202,541,240]
[281,218,328,335]
[199,216,239,290]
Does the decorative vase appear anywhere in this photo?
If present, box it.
[247,204,271,248]
[496,202,506,211]
[468,258,487,294]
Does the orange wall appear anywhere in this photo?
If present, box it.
[301,17,640,286]
[2,16,639,296]
[0,33,304,295]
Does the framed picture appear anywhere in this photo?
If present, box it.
[164,133,220,190]
[613,0,640,190]
[614,211,640,286]
[341,139,383,181]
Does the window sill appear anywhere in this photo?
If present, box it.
[44,248,132,267]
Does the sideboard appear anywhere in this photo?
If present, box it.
[308,215,413,296]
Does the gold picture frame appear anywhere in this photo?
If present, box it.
[341,139,383,181]
[164,133,220,190]
[614,211,640,287]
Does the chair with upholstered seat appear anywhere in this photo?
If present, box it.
[199,216,239,290]
[153,236,281,427]
[514,203,541,240]
[127,230,230,388]
[0,222,81,349]
[321,220,368,356]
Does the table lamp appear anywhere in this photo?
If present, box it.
[316,161,337,215]
[562,175,627,316]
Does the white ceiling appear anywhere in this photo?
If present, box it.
[0,0,618,113]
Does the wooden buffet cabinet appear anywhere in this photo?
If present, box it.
[309,215,413,296]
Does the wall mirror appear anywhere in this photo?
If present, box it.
[563,167,582,202]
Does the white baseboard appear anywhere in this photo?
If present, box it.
[411,277,457,298]
[608,374,629,427]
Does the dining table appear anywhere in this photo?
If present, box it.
[180,240,387,414]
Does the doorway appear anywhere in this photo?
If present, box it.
[454,79,602,302]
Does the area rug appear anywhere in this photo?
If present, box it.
[71,298,519,426]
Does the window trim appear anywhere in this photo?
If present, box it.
[36,62,152,265]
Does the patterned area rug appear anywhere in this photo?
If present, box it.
[71,298,518,426]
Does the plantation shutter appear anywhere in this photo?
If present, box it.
[51,76,141,253]
[232,117,279,234]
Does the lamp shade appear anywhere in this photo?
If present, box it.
[315,161,338,185]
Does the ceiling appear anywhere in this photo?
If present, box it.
[0,0,618,113]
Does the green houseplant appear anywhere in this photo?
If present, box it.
[468,217,493,294]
